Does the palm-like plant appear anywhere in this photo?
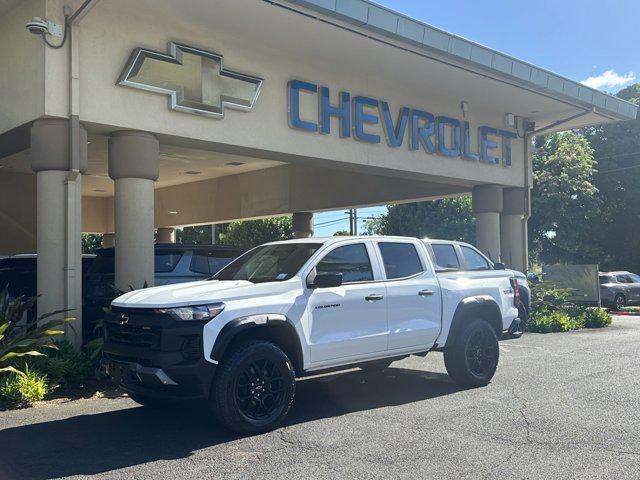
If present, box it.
[0,285,73,376]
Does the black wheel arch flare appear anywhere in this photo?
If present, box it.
[446,296,503,348]
[210,314,304,374]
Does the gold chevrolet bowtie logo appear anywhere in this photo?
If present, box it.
[117,42,264,119]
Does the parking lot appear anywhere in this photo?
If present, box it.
[1,316,639,480]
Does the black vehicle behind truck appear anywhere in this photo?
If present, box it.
[84,244,243,340]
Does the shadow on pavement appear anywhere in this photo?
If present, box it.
[0,367,463,480]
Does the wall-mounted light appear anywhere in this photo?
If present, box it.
[460,101,469,119]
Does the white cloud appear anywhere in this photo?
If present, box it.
[581,70,636,91]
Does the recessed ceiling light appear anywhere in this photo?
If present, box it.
[226,161,245,166]
[184,170,201,175]
[93,188,107,193]
[168,210,179,215]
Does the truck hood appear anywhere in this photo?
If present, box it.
[111,279,295,309]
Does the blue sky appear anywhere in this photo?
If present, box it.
[313,0,640,236]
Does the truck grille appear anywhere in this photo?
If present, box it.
[105,322,161,349]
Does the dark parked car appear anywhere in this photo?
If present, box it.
[83,244,244,338]
[0,253,96,321]
[599,271,640,310]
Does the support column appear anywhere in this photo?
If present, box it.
[292,212,313,238]
[101,233,115,248]
[501,188,529,272]
[156,227,176,244]
[31,119,87,346]
[472,185,503,263]
[108,131,159,291]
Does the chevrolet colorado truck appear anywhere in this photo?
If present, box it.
[103,236,522,433]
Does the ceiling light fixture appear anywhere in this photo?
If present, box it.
[226,161,245,166]
[184,170,202,175]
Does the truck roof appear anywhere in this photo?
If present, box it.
[265,235,420,245]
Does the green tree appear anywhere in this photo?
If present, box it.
[218,216,294,249]
[528,132,599,265]
[364,197,475,242]
[81,233,102,254]
[580,83,640,271]
[176,225,214,245]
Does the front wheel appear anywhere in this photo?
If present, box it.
[444,319,499,387]
[211,340,296,434]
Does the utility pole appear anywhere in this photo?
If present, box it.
[347,209,358,235]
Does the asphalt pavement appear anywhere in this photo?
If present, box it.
[1,316,639,480]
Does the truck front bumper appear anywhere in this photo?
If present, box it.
[102,308,216,400]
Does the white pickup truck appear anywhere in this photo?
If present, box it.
[104,236,522,433]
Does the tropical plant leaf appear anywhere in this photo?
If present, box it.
[0,365,26,377]
[0,350,45,362]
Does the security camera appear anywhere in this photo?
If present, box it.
[25,17,49,35]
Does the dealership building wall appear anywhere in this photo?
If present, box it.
[0,0,636,344]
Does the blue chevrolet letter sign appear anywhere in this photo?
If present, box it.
[287,80,517,167]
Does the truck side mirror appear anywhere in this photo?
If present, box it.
[494,262,506,270]
[313,273,343,289]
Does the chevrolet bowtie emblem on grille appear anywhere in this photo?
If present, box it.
[117,42,264,119]
[118,314,129,325]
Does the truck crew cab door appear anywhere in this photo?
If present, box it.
[306,241,388,366]
[375,240,442,351]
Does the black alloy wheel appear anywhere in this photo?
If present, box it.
[211,340,296,434]
[465,329,498,378]
[235,359,287,422]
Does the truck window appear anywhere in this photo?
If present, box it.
[460,246,490,270]
[155,252,183,273]
[190,253,210,274]
[378,242,423,279]
[431,244,460,270]
[316,243,373,283]
[214,243,321,283]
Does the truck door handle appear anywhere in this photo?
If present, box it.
[419,289,435,297]
[365,294,384,302]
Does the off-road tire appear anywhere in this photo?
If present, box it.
[444,319,499,387]
[128,393,176,408]
[211,340,296,434]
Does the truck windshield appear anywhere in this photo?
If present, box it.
[212,243,322,283]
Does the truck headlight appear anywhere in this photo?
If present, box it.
[157,303,225,321]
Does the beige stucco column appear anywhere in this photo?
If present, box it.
[292,212,314,238]
[501,187,529,272]
[473,185,503,263]
[108,131,159,291]
[31,119,87,346]
[101,233,115,248]
[157,227,176,244]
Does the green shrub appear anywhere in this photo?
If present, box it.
[0,285,73,377]
[528,309,582,333]
[583,308,612,329]
[0,366,51,404]
[30,340,93,387]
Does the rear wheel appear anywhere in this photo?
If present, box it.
[444,319,499,387]
[211,340,296,434]
[614,294,626,311]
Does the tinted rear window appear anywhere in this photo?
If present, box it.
[431,244,460,270]
[155,252,183,273]
[599,275,612,284]
[378,242,423,279]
